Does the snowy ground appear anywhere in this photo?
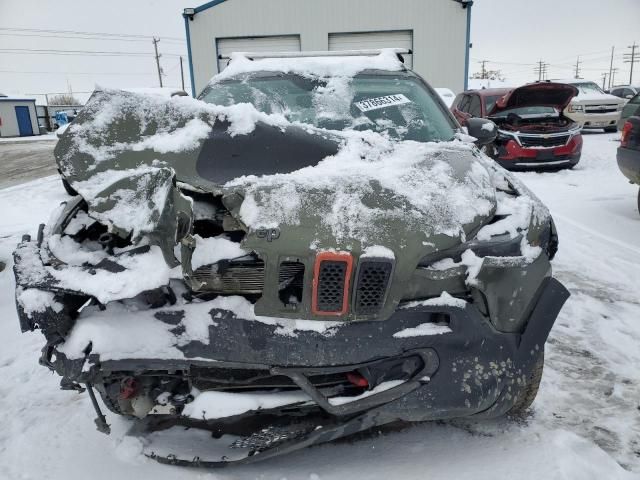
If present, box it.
[0,133,58,143]
[0,132,638,479]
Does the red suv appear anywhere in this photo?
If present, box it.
[451,83,583,170]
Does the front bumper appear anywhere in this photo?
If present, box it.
[14,229,570,465]
[496,137,582,171]
[565,110,620,129]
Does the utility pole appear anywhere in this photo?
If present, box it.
[534,60,549,81]
[479,60,488,79]
[608,46,615,89]
[152,37,163,87]
[623,41,638,85]
[611,67,619,87]
[180,56,185,91]
[574,55,582,79]
[601,72,608,90]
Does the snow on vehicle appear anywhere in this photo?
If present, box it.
[13,49,569,466]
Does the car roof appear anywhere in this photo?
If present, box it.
[461,88,512,98]
[216,68,418,81]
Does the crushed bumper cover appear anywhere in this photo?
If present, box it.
[14,233,570,466]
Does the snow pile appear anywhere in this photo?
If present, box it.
[328,380,405,406]
[15,288,63,318]
[228,135,496,246]
[183,390,311,420]
[401,291,468,309]
[190,235,248,269]
[58,88,291,177]
[392,323,452,338]
[59,293,344,361]
[45,245,175,305]
[361,245,395,259]
[213,49,405,83]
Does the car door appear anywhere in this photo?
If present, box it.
[468,94,482,118]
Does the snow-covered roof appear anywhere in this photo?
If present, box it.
[211,49,405,82]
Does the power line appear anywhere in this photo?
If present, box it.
[608,46,615,89]
[574,55,582,79]
[0,26,184,42]
[623,41,638,85]
[0,32,185,44]
[0,47,185,57]
[601,72,609,90]
[611,67,620,87]
[534,59,550,81]
[152,37,163,88]
[0,68,157,76]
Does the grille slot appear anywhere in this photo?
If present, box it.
[278,261,305,305]
[316,261,347,312]
[585,105,618,114]
[355,260,393,315]
[192,258,265,294]
[519,135,569,148]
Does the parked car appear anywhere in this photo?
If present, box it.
[609,85,640,100]
[13,50,568,466]
[434,87,456,108]
[558,79,625,132]
[451,83,582,170]
[617,116,640,213]
[618,91,640,130]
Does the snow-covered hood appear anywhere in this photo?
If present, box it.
[489,82,578,115]
[571,91,626,104]
[55,89,498,253]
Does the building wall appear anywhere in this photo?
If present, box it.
[0,100,39,137]
[187,0,468,94]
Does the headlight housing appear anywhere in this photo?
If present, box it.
[568,104,583,113]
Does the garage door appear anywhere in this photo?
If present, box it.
[216,35,301,72]
[328,31,413,69]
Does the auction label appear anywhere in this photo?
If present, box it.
[355,94,411,112]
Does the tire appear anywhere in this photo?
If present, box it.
[637,188,640,216]
[507,351,544,416]
[61,178,78,196]
[604,126,617,133]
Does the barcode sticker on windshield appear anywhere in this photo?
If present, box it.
[355,94,411,112]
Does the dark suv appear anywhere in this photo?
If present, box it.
[13,50,568,466]
[452,83,583,170]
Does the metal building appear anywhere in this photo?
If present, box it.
[183,0,472,96]
[0,95,40,137]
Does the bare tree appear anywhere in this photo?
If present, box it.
[470,69,504,81]
[48,94,81,105]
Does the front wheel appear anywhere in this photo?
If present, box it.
[637,188,640,215]
[604,126,617,133]
[507,351,544,417]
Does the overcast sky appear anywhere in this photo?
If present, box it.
[0,0,638,102]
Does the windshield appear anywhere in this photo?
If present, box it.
[199,73,456,142]
[490,105,557,118]
[572,82,605,95]
[484,95,505,114]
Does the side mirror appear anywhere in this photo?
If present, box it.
[466,117,497,145]
[626,94,634,99]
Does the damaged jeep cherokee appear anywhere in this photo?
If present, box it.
[13,49,569,466]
